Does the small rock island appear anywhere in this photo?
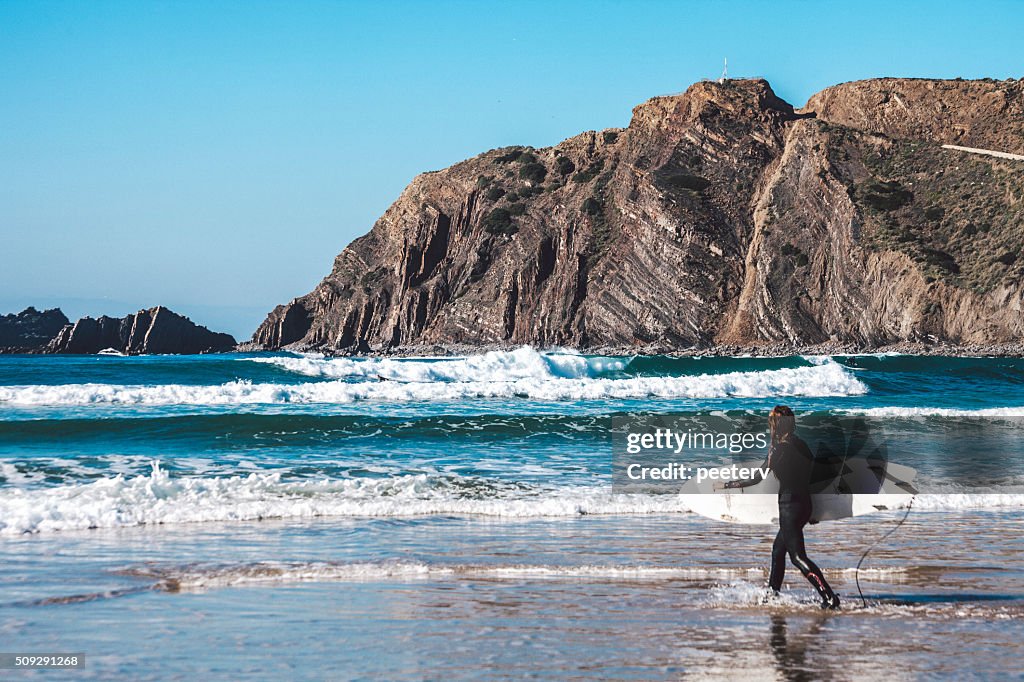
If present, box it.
[0,306,236,355]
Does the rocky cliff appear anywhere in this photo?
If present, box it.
[0,307,70,352]
[805,78,1024,153]
[48,306,236,355]
[253,77,1024,353]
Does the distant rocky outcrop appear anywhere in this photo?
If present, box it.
[0,307,70,352]
[47,306,236,355]
[253,77,1024,353]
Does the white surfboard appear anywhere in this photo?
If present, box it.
[679,460,917,525]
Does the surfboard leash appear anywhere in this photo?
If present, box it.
[854,495,916,608]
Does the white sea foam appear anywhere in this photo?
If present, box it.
[800,355,835,366]
[801,352,905,362]
[0,462,38,486]
[845,406,1024,417]
[909,493,1024,510]
[120,561,908,590]
[2,463,1022,535]
[702,580,814,609]
[124,562,769,589]
[0,358,867,406]
[0,463,692,535]
[249,347,628,382]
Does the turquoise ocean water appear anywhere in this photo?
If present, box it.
[1,349,1022,678]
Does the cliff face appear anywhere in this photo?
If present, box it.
[254,77,1024,352]
[0,307,69,352]
[48,307,236,355]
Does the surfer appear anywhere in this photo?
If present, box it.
[725,405,841,610]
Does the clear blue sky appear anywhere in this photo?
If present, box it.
[1,0,1021,339]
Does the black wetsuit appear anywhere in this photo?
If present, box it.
[765,435,839,607]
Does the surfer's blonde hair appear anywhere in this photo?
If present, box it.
[769,405,796,446]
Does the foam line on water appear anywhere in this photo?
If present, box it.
[116,561,909,589]
[700,580,1024,618]
[0,360,867,406]
[247,347,628,381]
[2,463,1023,535]
[843,406,1024,417]
[0,463,692,534]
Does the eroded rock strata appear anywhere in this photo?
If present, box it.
[48,306,236,355]
[253,77,1024,353]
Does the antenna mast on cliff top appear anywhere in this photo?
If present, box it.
[718,58,728,83]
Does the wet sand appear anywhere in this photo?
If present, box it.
[2,509,1021,679]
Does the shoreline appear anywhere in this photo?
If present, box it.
[234,340,1024,359]
[9,340,1024,358]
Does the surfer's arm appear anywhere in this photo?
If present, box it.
[722,456,769,489]
[722,473,762,489]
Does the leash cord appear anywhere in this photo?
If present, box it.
[855,496,915,608]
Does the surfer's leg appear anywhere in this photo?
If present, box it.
[780,496,839,609]
[793,540,839,608]
[785,529,831,596]
[768,529,786,592]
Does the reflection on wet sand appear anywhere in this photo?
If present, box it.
[770,615,827,682]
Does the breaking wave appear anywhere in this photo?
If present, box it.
[248,347,628,382]
[2,463,1022,535]
[0,463,688,534]
[0,357,866,406]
